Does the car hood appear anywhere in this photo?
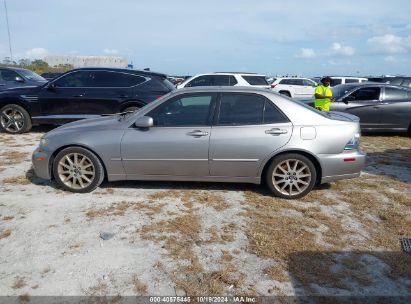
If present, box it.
[45,115,127,136]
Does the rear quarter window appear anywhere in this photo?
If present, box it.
[242,76,268,85]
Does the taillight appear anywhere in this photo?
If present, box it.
[344,133,360,151]
[271,84,277,89]
[155,95,163,100]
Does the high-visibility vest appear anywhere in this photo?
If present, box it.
[314,85,333,111]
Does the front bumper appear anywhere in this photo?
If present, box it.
[319,150,366,183]
[32,148,53,180]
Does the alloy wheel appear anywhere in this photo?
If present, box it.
[272,159,312,197]
[0,107,25,133]
[57,153,95,190]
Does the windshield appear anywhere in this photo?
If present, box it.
[18,69,47,82]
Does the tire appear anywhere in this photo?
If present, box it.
[279,91,291,97]
[265,153,317,199]
[123,106,140,113]
[0,104,32,133]
[53,147,105,193]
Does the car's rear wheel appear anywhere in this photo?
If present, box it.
[0,104,32,133]
[266,153,316,199]
[53,147,104,193]
[123,106,140,113]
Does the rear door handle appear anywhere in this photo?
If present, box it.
[119,94,128,98]
[73,94,84,97]
[187,130,209,137]
[265,128,288,135]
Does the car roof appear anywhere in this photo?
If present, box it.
[333,82,411,90]
[175,86,273,94]
[0,67,32,72]
[70,67,167,78]
[191,72,266,77]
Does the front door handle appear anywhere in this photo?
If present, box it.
[265,128,288,135]
[187,130,209,137]
[73,94,84,97]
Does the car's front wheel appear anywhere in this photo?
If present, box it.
[0,104,32,133]
[53,147,105,193]
[266,153,317,199]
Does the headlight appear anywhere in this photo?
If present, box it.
[344,133,360,150]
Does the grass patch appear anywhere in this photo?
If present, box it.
[132,276,148,295]
[2,175,30,185]
[12,276,26,289]
[0,229,12,240]
[86,200,166,219]
[0,151,29,166]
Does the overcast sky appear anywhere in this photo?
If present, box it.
[1,0,411,76]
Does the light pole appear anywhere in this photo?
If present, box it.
[4,0,13,62]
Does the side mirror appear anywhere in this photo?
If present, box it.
[343,95,354,104]
[134,116,153,128]
[15,76,24,83]
[47,83,57,91]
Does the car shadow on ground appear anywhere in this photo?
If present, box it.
[26,165,335,197]
[287,250,411,303]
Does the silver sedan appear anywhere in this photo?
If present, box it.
[32,87,366,199]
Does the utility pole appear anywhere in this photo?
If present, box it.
[4,0,13,62]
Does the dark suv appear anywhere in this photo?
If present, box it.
[0,67,47,91]
[0,68,175,133]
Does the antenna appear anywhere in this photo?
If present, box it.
[4,0,13,62]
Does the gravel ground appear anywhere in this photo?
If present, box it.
[0,129,410,297]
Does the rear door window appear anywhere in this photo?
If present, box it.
[217,93,264,125]
[263,101,289,124]
[330,79,342,86]
[242,76,269,85]
[212,75,230,86]
[345,79,359,84]
[384,87,411,100]
[228,76,238,86]
[91,71,146,87]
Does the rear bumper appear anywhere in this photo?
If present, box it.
[319,150,366,184]
[32,148,52,180]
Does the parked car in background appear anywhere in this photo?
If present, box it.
[368,76,411,88]
[0,68,175,133]
[41,72,63,81]
[176,72,270,89]
[33,87,365,199]
[310,83,411,135]
[271,77,317,99]
[328,76,368,87]
[0,67,47,91]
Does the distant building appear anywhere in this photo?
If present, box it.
[44,55,128,68]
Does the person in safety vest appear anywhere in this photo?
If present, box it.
[314,77,335,111]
